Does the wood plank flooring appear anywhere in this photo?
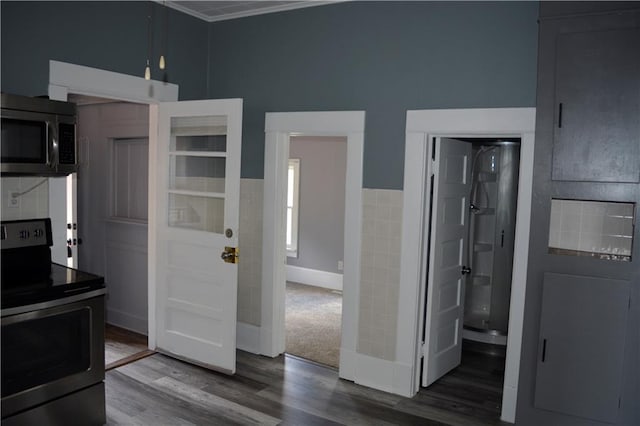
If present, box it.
[105,324,153,370]
[105,345,508,425]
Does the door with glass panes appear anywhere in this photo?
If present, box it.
[150,99,242,373]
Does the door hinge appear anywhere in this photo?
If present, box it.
[421,342,426,357]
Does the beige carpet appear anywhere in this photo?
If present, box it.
[285,281,342,368]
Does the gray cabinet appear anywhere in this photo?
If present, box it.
[534,273,630,423]
[552,28,640,183]
[518,3,640,426]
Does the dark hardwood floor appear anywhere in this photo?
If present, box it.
[105,344,507,425]
[105,324,154,371]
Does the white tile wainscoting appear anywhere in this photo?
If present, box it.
[237,178,264,326]
[359,188,403,361]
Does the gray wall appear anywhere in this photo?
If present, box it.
[1,1,538,189]
[0,1,208,100]
[207,1,539,188]
[287,136,347,274]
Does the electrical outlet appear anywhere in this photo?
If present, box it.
[7,192,20,209]
[338,260,344,271]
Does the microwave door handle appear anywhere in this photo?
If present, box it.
[47,120,59,169]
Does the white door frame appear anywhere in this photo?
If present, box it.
[48,60,179,348]
[262,111,364,380]
[398,108,535,423]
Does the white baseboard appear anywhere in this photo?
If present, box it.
[106,307,148,336]
[352,353,414,397]
[237,321,261,354]
[286,265,343,291]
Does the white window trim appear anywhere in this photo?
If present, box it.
[286,158,300,257]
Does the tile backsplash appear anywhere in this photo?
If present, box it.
[549,199,635,259]
[1,177,49,221]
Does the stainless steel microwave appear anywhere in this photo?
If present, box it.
[1,93,77,176]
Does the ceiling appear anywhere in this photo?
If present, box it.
[163,1,342,22]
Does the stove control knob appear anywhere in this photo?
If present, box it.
[19,230,30,239]
[34,228,44,238]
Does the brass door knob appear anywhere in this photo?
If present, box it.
[221,247,239,264]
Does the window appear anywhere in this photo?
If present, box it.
[286,158,300,257]
[112,138,149,222]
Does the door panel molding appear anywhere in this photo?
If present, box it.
[151,99,243,373]
[421,137,472,386]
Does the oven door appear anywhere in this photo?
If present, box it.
[1,293,105,418]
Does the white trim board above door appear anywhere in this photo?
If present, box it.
[398,108,536,423]
[49,60,179,104]
[262,111,364,382]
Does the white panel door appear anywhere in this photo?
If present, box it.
[151,99,242,374]
[422,137,472,387]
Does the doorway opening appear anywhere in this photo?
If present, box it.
[70,94,154,370]
[262,111,364,381]
[461,138,520,347]
[48,61,178,369]
[400,108,535,422]
[284,135,347,368]
[419,137,521,418]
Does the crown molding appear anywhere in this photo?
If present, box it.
[158,1,347,23]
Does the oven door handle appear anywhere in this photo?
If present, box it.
[1,288,106,317]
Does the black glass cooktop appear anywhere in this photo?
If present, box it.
[1,263,105,310]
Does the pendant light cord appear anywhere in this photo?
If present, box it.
[148,5,153,61]
[145,3,153,79]
[159,1,168,74]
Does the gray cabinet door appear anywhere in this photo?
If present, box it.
[534,273,630,423]
[552,28,640,183]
